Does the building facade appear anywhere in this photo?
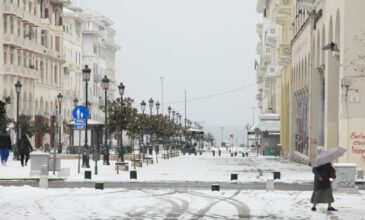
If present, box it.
[257,0,365,171]
[0,0,71,147]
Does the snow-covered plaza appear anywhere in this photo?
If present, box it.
[1,152,364,219]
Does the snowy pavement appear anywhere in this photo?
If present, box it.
[0,151,314,184]
[0,186,364,220]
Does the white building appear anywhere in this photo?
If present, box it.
[0,0,70,148]
[62,7,84,122]
[80,8,120,122]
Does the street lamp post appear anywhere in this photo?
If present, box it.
[55,93,63,175]
[167,106,172,119]
[155,101,160,114]
[140,100,146,161]
[73,97,82,174]
[118,83,125,162]
[57,93,63,154]
[102,75,110,165]
[149,98,154,116]
[15,81,22,161]
[82,65,91,168]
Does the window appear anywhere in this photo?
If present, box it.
[40,61,44,80]
[55,36,60,52]
[10,16,14,34]
[4,50,7,64]
[10,47,14,64]
[17,50,21,66]
[41,30,47,47]
[3,15,7,33]
[17,20,21,36]
[54,65,58,83]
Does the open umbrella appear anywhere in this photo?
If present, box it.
[311,147,346,167]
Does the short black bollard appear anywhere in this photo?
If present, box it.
[130,170,137,180]
[95,183,104,190]
[84,171,92,179]
[199,151,202,156]
[246,152,249,157]
[211,184,220,191]
[194,152,197,156]
[274,171,281,180]
[231,173,238,181]
[231,153,233,157]
[212,151,215,156]
[219,150,221,156]
[234,152,237,157]
[242,153,245,157]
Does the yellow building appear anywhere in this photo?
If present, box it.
[256,0,293,157]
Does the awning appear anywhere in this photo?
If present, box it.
[252,119,280,133]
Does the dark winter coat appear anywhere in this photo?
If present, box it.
[0,134,12,150]
[312,163,332,191]
[19,134,33,155]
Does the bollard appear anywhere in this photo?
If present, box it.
[211,184,220,191]
[242,153,245,157]
[234,152,237,157]
[212,151,215,156]
[84,170,92,179]
[95,183,104,190]
[246,152,248,157]
[231,173,238,181]
[231,153,233,157]
[266,179,274,191]
[130,170,137,180]
[194,152,197,156]
[39,176,48,189]
[273,171,281,180]
[200,151,202,156]
[219,150,221,156]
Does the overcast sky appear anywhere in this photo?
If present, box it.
[76,0,260,143]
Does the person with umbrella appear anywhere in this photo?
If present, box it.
[310,147,345,211]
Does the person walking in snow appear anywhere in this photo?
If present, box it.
[311,162,337,211]
[19,133,33,167]
[0,129,12,165]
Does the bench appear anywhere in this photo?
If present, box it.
[143,157,154,165]
[131,159,142,168]
[115,162,129,173]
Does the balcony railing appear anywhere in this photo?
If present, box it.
[3,64,40,80]
[3,3,41,27]
[4,34,43,55]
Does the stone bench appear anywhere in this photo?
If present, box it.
[115,162,129,172]
[143,157,153,165]
[131,159,143,168]
[162,154,169,159]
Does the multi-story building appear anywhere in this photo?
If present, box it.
[63,7,84,122]
[256,0,365,171]
[80,8,120,122]
[290,0,365,171]
[0,0,70,147]
[255,0,293,155]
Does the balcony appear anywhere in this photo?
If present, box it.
[3,3,41,27]
[266,65,280,78]
[3,34,23,47]
[22,10,41,27]
[24,39,43,54]
[298,0,316,10]
[277,0,291,16]
[265,25,278,48]
[3,3,22,17]
[261,47,273,64]
[274,15,286,26]
[3,64,40,80]
[278,44,291,66]
[4,34,43,55]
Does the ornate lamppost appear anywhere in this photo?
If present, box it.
[140,100,146,158]
[155,101,160,114]
[148,98,154,116]
[102,75,110,165]
[15,81,22,160]
[118,82,125,162]
[57,93,63,154]
[82,65,91,168]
